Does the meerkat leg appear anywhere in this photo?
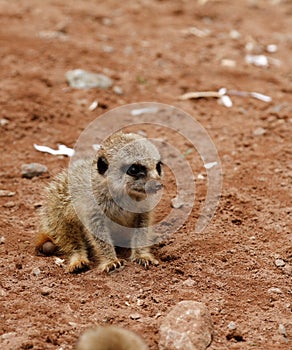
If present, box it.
[130,226,159,269]
[94,238,125,273]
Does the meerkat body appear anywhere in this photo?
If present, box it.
[36,132,163,273]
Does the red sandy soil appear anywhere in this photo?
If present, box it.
[0,0,291,349]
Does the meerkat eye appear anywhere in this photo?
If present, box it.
[156,161,162,176]
[126,164,147,178]
[97,156,108,175]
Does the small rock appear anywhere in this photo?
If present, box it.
[159,301,213,350]
[227,321,237,331]
[40,286,51,296]
[182,278,196,287]
[253,127,267,136]
[130,313,142,320]
[113,86,123,95]
[0,190,16,197]
[171,197,184,209]
[32,267,41,276]
[282,265,292,276]
[21,163,48,179]
[0,118,9,126]
[3,201,15,208]
[0,236,5,244]
[275,258,285,267]
[66,69,113,89]
[268,287,283,294]
[55,257,65,266]
[278,323,287,337]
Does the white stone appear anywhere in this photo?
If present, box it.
[159,301,213,350]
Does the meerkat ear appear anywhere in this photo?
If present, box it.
[97,156,109,175]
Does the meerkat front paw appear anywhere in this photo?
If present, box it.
[99,259,125,274]
[131,252,159,269]
[67,252,90,273]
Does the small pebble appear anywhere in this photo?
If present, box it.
[278,323,287,337]
[253,127,267,136]
[40,287,51,296]
[171,197,184,209]
[0,190,15,197]
[21,163,48,179]
[66,69,113,89]
[275,258,285,267]
[268,287,283,294]
[0,118,9,126]
[182,278,196,287]
[0,236,5,244]
[130,313,142,320]
[113,86,123,95]
[3,201,15,208]
[227,321,237,331]
[283,265,292,276]
[33,267,41,276]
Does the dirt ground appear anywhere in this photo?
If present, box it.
[0,0,291,349]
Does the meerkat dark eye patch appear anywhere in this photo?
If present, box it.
[126,164,147,178]
[156,161,162,176]
[97,156,109,175]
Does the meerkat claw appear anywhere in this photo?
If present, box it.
[100,259,125,274]
[132,255,159,269]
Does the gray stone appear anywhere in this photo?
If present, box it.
[21,163,48,179]
[159,301,213,350]
[66,69,113,89]
[275,258,285,267]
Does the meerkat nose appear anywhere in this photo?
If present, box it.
[145,180,163,194]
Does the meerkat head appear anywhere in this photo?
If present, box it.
[96,132,163,206]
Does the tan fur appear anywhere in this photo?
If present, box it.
[35,132,163,273]
[76,326,148,350]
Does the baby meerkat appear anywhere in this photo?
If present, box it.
[35,132,163,273]
[77,326,148,350]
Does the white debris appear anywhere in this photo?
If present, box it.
[55,257,65,267]
[131,107,159,116]
[204,161,218,169]
[34,144,75,157]
[0,118,9,126]
[0,236,5,244]
[245,54,269,67]
[250,92,272,102]
[219,94,233,108]
[197,174,205,180]
[88,100,98,111]
[266,44,278,53]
